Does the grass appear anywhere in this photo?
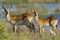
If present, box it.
[0,1,60,40]
[0,19,60,40]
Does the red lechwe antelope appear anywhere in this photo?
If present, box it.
[32,10,58,34]
[2,6,35,33]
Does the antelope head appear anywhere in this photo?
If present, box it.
[2,6,13,15]
[32,9,38,22]
[32,9,38,16]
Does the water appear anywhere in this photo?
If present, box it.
[55,14,60,29]
[0,3,60,29]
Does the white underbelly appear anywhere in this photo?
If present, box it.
[28,17,33,22]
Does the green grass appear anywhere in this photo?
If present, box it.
[0,19,60,40]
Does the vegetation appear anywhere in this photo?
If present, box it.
[0,18,60,40]
[55,8,60,14]
[36,6,48,16]
[0,0,60,4]
[0,0,60,40]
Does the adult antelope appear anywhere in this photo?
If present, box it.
[32,10,58,34]
[2,6,35,33]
